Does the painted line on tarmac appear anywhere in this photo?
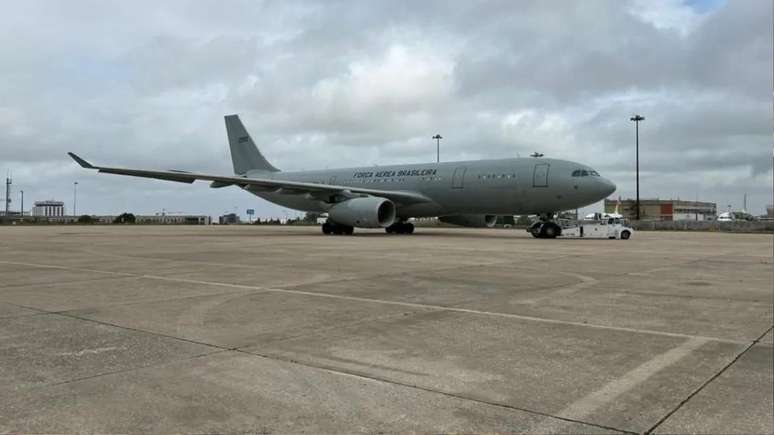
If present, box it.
[0,260,752,346]
[517,271,598,304]
[528,337,709,434]
[644,326,774,434]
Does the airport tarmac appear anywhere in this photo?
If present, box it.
[0,225,771,434]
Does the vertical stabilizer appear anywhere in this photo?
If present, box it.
[225,115,280,174]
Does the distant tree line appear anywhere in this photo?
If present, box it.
[113,213,136,224]
[251,212,321,225]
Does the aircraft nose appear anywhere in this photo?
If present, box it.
[599,177,616,198]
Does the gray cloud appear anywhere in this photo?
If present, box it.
[0,0,771,218]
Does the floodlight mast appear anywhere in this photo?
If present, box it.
[432,134,442,163]
[630,114,645,220]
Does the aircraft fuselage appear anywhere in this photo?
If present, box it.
[245,157,615,218]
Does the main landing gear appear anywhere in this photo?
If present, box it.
[385,221,414,234]
[529,214,562,239]
[322,220,354,235]
[321,220,415,235]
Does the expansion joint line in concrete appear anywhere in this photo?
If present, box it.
[2,301,244,354]
[643,325,774,435]
[1,256,769,434]
[0,259,756,346]
[256,310,428,346]
[233,347,637,435]
[0,274,139,291]
[4,299,631,433]
[530,336,710,434]
[0,301,236,394]
[37,350,228,391]
[77,247,552,288]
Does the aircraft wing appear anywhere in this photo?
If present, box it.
[67,153,431,205]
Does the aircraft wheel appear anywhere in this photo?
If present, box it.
[529,222,542,238]
[620,230,631,240]
[386,222,411,234]
[322,222,332,235]
[344,226,354,235]
[540,222,560,239]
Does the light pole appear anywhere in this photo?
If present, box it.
[19,190,23,219]
[4,176,10,217]
[73,181,78,216]
[629,115,645,220]
[432,134,442,163]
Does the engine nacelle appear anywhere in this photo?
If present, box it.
[328,197,396,228]
[439,214,497,228]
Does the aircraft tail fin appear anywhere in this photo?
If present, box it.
[224,114,280,174]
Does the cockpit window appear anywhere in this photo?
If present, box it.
[572,169,601,177]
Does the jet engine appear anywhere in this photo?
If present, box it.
[328,197,396,228]
[439,214,497,228]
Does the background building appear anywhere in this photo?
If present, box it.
[32,200,65,217]
[45,214,211,224]
[605,199,716,221]
[136,215,211,225]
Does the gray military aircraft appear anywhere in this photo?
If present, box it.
[68,114,615,237]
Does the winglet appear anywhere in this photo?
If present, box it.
[68,152,95,169]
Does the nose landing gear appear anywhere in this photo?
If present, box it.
[529,216,562,239]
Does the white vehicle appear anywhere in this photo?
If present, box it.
[584,198,623,220]
[558,217,634,240]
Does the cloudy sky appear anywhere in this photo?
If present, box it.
[1,0,771,219]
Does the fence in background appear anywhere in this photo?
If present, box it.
[629,220,774,233]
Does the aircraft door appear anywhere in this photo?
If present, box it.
[452,167,467,189]
[532,163,549,187]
